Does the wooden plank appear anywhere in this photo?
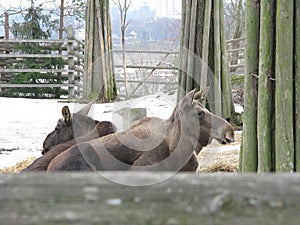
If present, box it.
[74,37,85,46]
[116,79,177,85]
[226,48,245,53]
[114,65,178,70]
[74,66,84,73]
[0,173,300,225]
[225,37,245,43]
[0,54,68,58]
[129,53,172,97]
[73,51,84,60]
[0,84,75,88]
[0,39,76,43]
[229,64,245,69]
[0,68,75,73]
[112,50,179,54]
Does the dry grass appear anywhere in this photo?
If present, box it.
[197,149,239,173]
[196,131,241,173]
[0,157,37,173]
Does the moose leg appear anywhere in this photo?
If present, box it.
[179,154,199,172]
[47,142,131,171]
[131,147,170,169]
[47,144,94,171]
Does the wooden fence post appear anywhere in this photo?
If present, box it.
[67,27,75,99]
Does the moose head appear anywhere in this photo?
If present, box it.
[42,103,98,154]
[170,87,235,154]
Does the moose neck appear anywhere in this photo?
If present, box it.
[166,107,202,155]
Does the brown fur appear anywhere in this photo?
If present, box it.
[47,89,235,172]
[22,121,116,172]
[42,103,102,154]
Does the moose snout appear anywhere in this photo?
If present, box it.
[212,115,235,144]
[41,146,51,155]
[224,123,235,144]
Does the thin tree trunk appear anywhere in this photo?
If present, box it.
[56,0,64,98]
[106,3,117,99]
[240,0,259,172]
[177,0,187,102]
[275,0,294,172]
[220,0,233,119]
[179,0,191,100]
[200,0,212,92]
[84,0,94,98]
[186,0,198,92]
[257,0,275,173]
[295,0,300,172]
[213,0,222,116]
[194,0,205,81]
[121,24,128,98]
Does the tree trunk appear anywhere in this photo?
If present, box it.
[178,0,233,119]
[186,0,198,92]
[177,0,186,102]
[295,0,300,172]
[220,0,233,119]
[257,0,275,173]
[84,0,116,101]
[200,0,212,92]
[240,0,259,172]
[177,0,191,102]
[241,1,299,173]
[213,0,222,116]
[275,0,294,172]
[54,0,65,98]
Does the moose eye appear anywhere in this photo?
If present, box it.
[197,111,205,119]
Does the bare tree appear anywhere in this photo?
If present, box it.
[112,0,131,98]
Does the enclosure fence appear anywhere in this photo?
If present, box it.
[0,38,244,99]
[0,35,84,98]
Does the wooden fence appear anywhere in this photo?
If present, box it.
[0,37,244,99]
[0,34,84,98]
[113,49,179,98]
[1,173,300,224]
[226,37,245,75]
[113,39,246,98]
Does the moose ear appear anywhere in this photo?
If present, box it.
[179,89,197,108]
[62,106,71,125]
[194,86,210,104]
[76,102,93,116]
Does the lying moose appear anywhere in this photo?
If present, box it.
[23,103,116,171]
[46,88,235,172]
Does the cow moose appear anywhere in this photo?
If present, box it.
[22,103,116,171]
[47,88,235,172]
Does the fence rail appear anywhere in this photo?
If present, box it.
[226,37,245,75]
[0,35,84,98]
[1,173,300,224]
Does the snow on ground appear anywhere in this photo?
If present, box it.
[0,93,176,168]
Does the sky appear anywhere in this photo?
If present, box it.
[1,0,59,9]
[0,0,181,18]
